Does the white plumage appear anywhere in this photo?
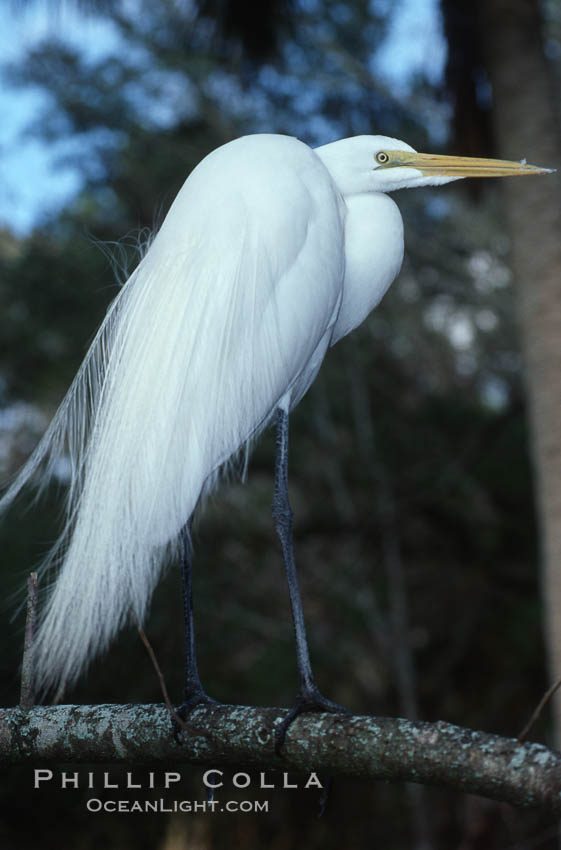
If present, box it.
[2,132,544,696]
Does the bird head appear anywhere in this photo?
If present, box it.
[315,135,554,196]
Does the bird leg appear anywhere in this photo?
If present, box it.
[175,522,217,720]
[272,407,349,753]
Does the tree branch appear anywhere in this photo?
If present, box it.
[1,703,560,811]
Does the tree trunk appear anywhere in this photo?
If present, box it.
[477,0,561,740]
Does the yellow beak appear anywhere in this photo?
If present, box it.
[389,151,554,177]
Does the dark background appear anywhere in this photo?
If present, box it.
[0,0,559,846]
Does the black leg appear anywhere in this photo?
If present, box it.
[272,407,348,753]
[176,522,217,715]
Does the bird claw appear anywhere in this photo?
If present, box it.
[274,688,350,755]
[172,689,220,743]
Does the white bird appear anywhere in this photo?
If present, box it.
[1,134,550,740]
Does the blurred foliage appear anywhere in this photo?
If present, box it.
[0,0,556,848]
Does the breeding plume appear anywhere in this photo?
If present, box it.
[2,134,550,733]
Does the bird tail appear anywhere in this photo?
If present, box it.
[1,225,261,696]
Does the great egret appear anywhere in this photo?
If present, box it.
[1,134,550,743]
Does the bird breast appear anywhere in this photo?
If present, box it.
[331,192,404,345]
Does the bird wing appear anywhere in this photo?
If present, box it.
[3,135,346,693]
[138,134,347,524]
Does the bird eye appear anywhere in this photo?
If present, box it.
[376,151,390,164]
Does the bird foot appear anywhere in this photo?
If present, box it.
[274,686,350,755]
[172,687,220,742]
